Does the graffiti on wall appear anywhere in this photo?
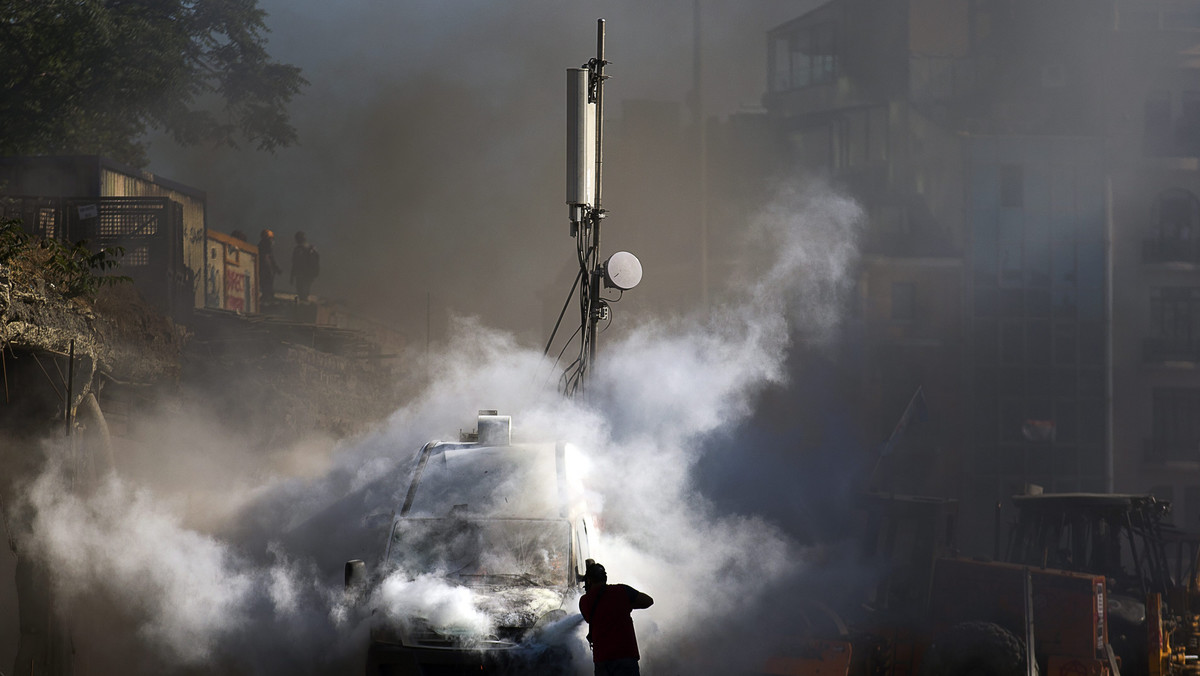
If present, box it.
[204,231,258,314]
[225,268,246,312]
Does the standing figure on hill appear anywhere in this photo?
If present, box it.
[257,229,282,306]
[290,231,319,302]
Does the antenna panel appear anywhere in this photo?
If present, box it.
[566,68,596,209]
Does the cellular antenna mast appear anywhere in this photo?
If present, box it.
[551,19,641,397]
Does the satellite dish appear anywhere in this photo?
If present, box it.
[603,251,642,290]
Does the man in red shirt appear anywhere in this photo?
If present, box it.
[578,560,654,676]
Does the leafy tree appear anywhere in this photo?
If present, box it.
[0,0,307,167]
[1,218,131,299]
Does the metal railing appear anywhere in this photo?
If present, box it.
[1143,237,1200,264]
[0,195,192,317]
[1143,337,1200,362]
[1144,437,1200,464]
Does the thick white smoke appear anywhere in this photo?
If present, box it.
[376,574,493,637]
[26,462,255,663]
[10,178,862,674]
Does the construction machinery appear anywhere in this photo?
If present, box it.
[763,491,1176,676]
[1003,492,1200,676]
[767,489,1200,676]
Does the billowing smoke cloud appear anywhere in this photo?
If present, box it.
[10,178,863,674]
[27,463,255,663]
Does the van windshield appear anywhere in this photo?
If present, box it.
[387,517,570,587]
[405,446,562,518]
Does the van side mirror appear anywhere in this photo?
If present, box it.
[345,559,366,590]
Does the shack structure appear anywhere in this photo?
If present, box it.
[0,155,237,317]
[205,230,259,314]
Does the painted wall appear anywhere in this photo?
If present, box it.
[205,231,258,314]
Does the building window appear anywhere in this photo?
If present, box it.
[1151,288,1200,341]
[1146,189,1200,263]
[1000,165,1024,208]
[1156,188,1200,241]
[891,282,915,320]
[1146,90,1173,154]
[1145,90,1200,156]
[769,23,838,93]
[1120,6,1200,30]
[833,116,849,170]
[869,106,889,163]
[1185,486,1200,529]
[850,110,868,166]
[1148,287,1200,360]
[1180,91,1200,154]
[1000,322,1024,364]
[1152,388,1200,462]
[872,205,910,237]
[772,36,790,92]
[837,107,890,169]
[1028,321,1051,364]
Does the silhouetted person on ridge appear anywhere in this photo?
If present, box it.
[290,230,319,302]
[579,560,654,676]
[257,229,282,307]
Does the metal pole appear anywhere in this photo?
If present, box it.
[1023,567,1036,676]
[2,340,9,403]
[426,291,431,382]
[585,19,607,374]
[1104,174,1114,492]
[994,500,1003,560]
[64,339,74,438]
[594,18,605,214]
[694,0,709,312]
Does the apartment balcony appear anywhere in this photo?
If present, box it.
[861,230,960,259]
[909,55,974,106]
[1115,3,1200,34]
[1144,437,1200,466]
[1143,237,1200,265]
[1143,336,1200,363]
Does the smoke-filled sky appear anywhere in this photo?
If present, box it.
[148,0,823,347]
[0,3,888,673]
[9,173,868,674]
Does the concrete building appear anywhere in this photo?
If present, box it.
[764,0,970,511]
[763,0,1200,550]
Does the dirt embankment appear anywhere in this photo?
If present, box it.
[0,257,405,676]
[1,259,401,445]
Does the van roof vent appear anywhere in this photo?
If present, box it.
[477,412,511,447]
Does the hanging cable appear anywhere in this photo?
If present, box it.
[544,268,584,357]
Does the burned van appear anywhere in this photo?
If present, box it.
[347,411,596,675]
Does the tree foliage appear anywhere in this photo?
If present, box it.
[0,0,307,167]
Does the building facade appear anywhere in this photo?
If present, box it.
[764,0,1200,550]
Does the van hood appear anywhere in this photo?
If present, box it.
[377,582,574,651]
[472,585,568,629]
